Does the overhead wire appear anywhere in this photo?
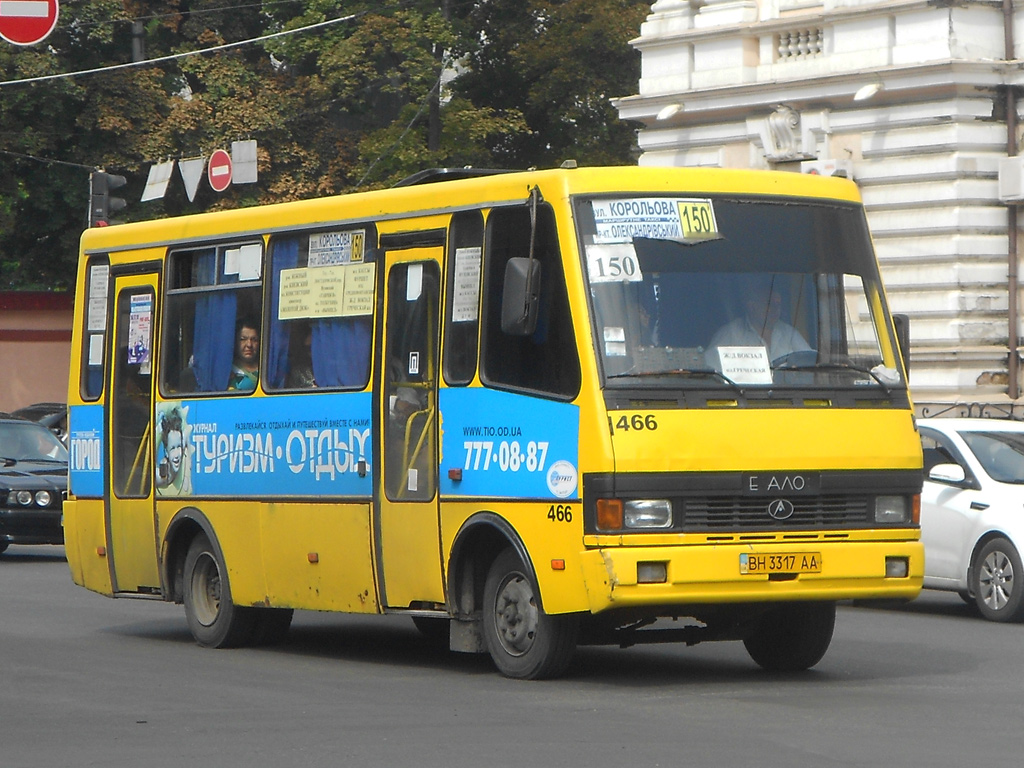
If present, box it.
[0,11,364,88]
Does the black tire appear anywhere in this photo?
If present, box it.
[251,608,294,646]
[482,548,578,680]
[182,533,257,648]
[411,616,451,648]
[971,538,1024,622]
[743,602,836,672]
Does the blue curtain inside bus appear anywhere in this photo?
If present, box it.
[191,249,236,391]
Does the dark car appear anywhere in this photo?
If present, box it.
[0,418,68,555]
[12,402,68,446]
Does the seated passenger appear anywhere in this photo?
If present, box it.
[228,318,260,391]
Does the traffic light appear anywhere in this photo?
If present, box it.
[89,170,127,227]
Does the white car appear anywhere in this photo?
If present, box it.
[918,417,1024,622]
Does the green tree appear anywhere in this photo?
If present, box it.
[0,0,646,289]
[453,0,648,170]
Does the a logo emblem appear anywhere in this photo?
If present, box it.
[546,460,578,499]
[767,499,795,520]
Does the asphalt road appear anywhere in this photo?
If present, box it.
[2,544,1022,768]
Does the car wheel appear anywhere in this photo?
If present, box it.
[182,533,257,647]
[482,548,578,679]
[971,538,1024,622]
[743,602,836,672]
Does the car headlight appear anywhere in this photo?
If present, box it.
[875,495,909,523]
[35,491,53,507]
[596,499,674,530]
[624,499,673,529]
[16,490,33,506]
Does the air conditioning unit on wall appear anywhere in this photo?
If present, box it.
[998,156,1024,202]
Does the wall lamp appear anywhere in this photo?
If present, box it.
[656,103,684,121]
[854,83,884,101]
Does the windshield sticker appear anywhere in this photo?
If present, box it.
[718,346,772,385]
[593,198,718,244]
[586,243,643,283]
[604,327,627,357]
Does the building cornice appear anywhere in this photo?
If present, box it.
[631,0,1006,49]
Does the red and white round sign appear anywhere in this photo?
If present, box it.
[208,148,233,192]
[0,0,59,46]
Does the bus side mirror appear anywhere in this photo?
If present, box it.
[501,257,542,336]
[892,313,910,372]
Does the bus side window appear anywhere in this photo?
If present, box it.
[81,257,110,400]
[264,231,375,391]
[161,244,263,395]
[444,210,484,386]
[481,203,581,400]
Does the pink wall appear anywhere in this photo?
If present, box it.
[0,292,73,412]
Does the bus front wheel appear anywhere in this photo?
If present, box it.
[743,601,836,672]
[183,533,256,648]
[482,548,578,680]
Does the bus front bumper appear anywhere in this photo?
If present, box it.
[578,538,923,614]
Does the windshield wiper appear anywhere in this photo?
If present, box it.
[608,368,745,395]
[772,361,893,394]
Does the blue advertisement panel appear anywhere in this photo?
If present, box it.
[68,405,106,498]
[155,393,372,497]
[439,388,580,500]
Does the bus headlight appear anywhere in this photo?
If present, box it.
[624,499,673,529]
[875,495,909,524]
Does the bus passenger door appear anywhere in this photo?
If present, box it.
[106,272,161,593]
[376,252,444,608]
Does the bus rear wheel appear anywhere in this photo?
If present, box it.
[482,548,578,680]
[743,601,836,672]
[183,533,256,648]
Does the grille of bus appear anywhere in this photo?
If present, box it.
[682,495,870,529]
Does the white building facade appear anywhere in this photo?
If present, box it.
[615,0,1024,414]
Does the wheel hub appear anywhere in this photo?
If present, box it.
[191,552,222,627]
[494,573,539,656]
[979,551,1014,611]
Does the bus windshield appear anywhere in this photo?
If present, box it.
[575,195,904,394]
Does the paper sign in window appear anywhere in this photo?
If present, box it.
[278,262,376,320]
[309,229,365,267]
[87,264,109,331]
[718,346,772,385]
[452,247,482,322]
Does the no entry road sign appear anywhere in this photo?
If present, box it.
[208,148,233,192]
[0,0,59,46]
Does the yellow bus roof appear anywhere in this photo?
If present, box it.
[79,165,862,255]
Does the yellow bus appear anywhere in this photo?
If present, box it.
[64,165,923,679]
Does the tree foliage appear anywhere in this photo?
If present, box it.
[0,0,648,289]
